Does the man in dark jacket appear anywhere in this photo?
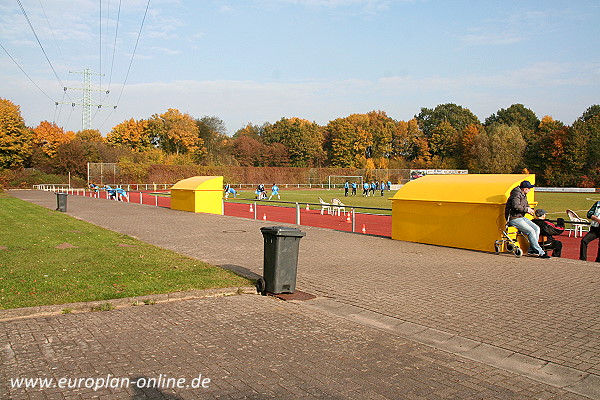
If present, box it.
[580,201,600,262]
[505,180,549,258]
[532,209,565,257]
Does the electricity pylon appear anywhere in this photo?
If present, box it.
[56,68,116,131]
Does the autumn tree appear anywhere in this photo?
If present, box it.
[261,117,324,167]
[365,111,395,155]
[459,124,483,170]
[263,142,290,166]
[233,123,265,140]
[531,116,568,185]
[324,111,397,168]
[75,129,104,143]
[415,103,480,138]
[0,98,33,168]
[475,124,526,173]
[484,104,539,143]
[398,119,430,167]
[231,135,260,166]
[51,140,97,177]
[428,120,459,167]
[33,121,74,157]
[106,118,151,151]
[567,105,600,186]
[325,115,372,168]
[196,116,236,165]
[148,109,204,157]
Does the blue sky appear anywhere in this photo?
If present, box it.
[1,0,598,135]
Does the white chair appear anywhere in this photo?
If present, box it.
[331,198,347,216]
[566,209,590,238]
[318,197,331,215]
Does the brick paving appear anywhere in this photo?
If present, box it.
[2,190,600,399]
[0,295,591,400]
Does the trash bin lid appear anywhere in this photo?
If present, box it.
[260,226,306,237]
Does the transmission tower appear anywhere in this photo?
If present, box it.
[57,68,116,131]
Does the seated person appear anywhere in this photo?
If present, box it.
[505,180,549,258]
[532,209,565,257]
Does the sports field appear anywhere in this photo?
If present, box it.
[191,187,598,220]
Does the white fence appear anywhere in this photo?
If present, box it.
[535,187,597,193]
[33,183,173,192]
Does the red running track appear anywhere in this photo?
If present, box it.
[225,202,392,237]
[65,190,598,262]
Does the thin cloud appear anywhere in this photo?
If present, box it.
[256,0,395,14]
[460,29,523,46]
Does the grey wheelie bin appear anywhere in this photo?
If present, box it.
[56,192,68,212]
[258,226,305,294]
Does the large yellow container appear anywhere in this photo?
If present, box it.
[391,174,536,252]
[170,176,223,215]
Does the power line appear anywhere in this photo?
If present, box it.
[99,0,103,90]
[94,0,122,125]
[0,41,55,102]
[37,0,68,69]
[107,0,122,91]
[15,0,66,92]
[116,0,151,106]
[53,90,67,123]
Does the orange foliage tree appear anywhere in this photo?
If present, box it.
[148,109,204,157]
[106,118,151,151]
[33,121,74,157]
[0,98,33,168]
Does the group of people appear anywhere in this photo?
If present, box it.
[255,184,280,200]
[505,180,600,261]
[88,183,129,201]
[343,181,391,197]
[223,184,280,201]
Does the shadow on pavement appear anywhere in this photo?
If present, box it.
[220,264,262,281]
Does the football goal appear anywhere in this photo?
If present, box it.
[327,176,364,190]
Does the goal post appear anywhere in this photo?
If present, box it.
[327,176,364,190]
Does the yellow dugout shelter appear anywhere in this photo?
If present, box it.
[170,176,223,215]
[391,174,536,252]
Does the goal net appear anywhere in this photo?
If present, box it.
[327,176,364,190]
[87,162,120,186]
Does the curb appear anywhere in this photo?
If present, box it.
[0,286,257,322]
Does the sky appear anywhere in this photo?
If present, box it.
[1,0,599,136]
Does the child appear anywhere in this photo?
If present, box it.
[269,184,280,200]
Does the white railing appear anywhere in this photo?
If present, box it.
[33,184,71,191]
[116,183,173,191]
[536,187,597,193]
[33,183,174,192]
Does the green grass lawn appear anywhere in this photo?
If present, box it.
[535,192,599,220]
[0,194,251,310]
[227,188,395,214]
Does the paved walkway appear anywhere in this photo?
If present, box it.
[2,190,599,399]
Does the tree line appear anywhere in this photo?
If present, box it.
[1,98,599,186]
